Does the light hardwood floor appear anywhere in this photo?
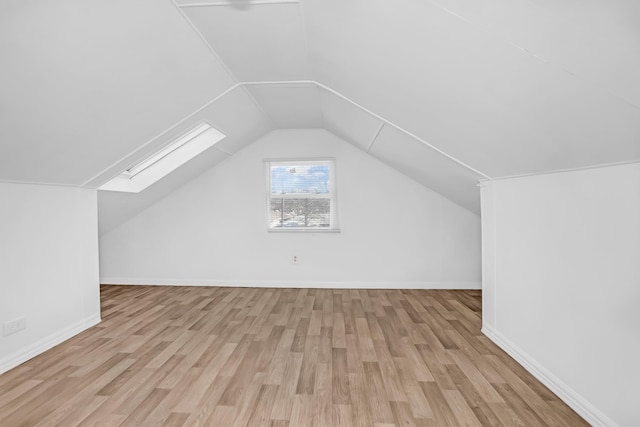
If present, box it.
[0,285,588,426]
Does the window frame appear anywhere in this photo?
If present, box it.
[98,121,225,193]
[265,158,340,233]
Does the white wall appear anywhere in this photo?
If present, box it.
[100,129,481,288]
[0,183,101,374]
[481,163,640,427]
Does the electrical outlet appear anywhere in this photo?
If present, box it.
[292,255,299,264]
[3,317,26,336]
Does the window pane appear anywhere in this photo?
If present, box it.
[269,198,331,228]
[271,164,330,195]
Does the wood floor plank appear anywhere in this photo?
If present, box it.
[264,329,296,385]
[161,412,189,427]
[392,356,434,420]
[372,339,407,402]
[333,403,353,427]
[362,361,395,424]
[0,378,41,409]
[443,363,504,426]
[247,384,280,427]
[270,353,304,421]
[349,368,374,427]
[442,389,483,427]
[0,285,589,426]
[313,362,333,426]
[290,394,314,427]
[228,371,267,427]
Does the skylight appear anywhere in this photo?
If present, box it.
[99,122,225,193]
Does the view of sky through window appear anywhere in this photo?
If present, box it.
[271,164,330,194]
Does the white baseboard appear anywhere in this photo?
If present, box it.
[0,313,102,375]
[100,277,481,290]
[482,324,617,427]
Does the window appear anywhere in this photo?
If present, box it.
[99,122,225,193]
[266,159,339,232]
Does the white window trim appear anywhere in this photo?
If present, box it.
[99,122,225,193]
[265,158,340,233]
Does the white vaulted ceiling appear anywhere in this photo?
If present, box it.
[0,0,236,186]
[302,0,640,178]
[2,0,639,223]
[182,1,313,81]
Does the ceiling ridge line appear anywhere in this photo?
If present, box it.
[241,80,317,86]
[169,0,238,83]
[80,83,242,188]
[178,0,299,7]
[168,0,276,129]
[240,80,491,179]
[295,0,320,93]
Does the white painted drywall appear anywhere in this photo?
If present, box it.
[0,183,101,374]
[100,129,481,288]
[481,163,640,426]
[303,0,640,178]
[0,0,237,186]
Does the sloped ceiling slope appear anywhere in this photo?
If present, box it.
[143,0,639,213]
[181,1,312,81]
[97,86,272,234]
[303,0,640,177]
[316,84,485,212]
[3,0,640,221]
[0,0,239,186]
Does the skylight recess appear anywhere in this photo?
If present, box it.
[99,122,225,193]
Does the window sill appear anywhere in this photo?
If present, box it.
[267,228,341,234]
